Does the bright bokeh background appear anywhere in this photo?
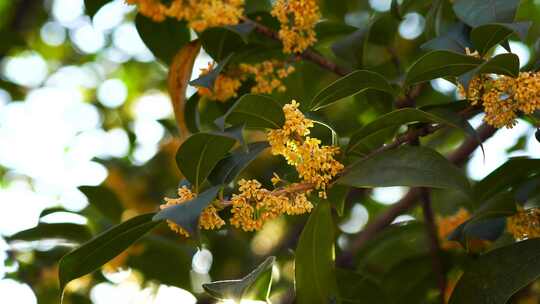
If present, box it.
[1,0,540,302]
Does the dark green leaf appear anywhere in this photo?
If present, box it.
[346,107,477,156]
[421,23,472,53]
[338,146,471,194]
[7,223,92,244]
[176,132,236,192]
[331,28,367,68]
[474,158,540,202]
[471,22,531,55]
[311,70,394,111]
[244,0,272,14]
[135,14,191,65]
[295,199,339,304]
[209,142,269,185]
[79,186,124,222]
[185,93,201,133]
[59,213,159,293]
[225,23,255,43]
[405,50,483,85]
[224,94,285,129]
[449,239,540,304]
[336,269,388,304]
[39,207,70,219]
[203,256,275,302]
[315,21,357,41]
[453,0,520,27]
[153,186,220,237]
[201,27,245,61]
[327,184,350,217]
[84,0,110,18]
[189,53,233,89]
[459,53,520,89]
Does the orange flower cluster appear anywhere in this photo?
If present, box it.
[271,0,320,53]
[125,0,243,32]
[507,208,540,241]
[460,72,540,128]
[436,208,471,250]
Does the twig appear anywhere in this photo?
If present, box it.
[337,122,498,267]
[420,188,446,303]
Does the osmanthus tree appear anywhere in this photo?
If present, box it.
[6,0,540,303]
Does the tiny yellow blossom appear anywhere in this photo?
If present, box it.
[160,186,225,237]
[239,60,295,94]
[267,101,344,197]
[507,208,540,241]
[459,72,540,128]
[126,0,244,32]
[436,208,471,250]
[196,63,243,102]
[271,0,320,53]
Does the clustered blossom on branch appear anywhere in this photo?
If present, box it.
[126,0,244,32]
[196,60,296,102]
[507,208,540,241]
[161,101,344,236]
[460,71,540,128]
[436,208,470,250]
[271,0,320,53]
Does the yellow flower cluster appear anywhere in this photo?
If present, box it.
[197,63,242,102]
[436,208,471,250]
[230,179,313,231]
[460,72,540,128]
[195,60,295,101]
[271,0,320,53]
[507,208,540,241]
[160,186,225,237]
[239,60,296,94]
[126,0,243,32]
[268,101,344,197]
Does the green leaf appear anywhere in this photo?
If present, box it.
[459,53,520,89]
[58,213,160,293]
[203,256,275,302]
[176,132,236,192]
[336,269,389,303]
[201,27,246,61]
[153,186,220,237]
[405,50,483,85]
[135,14,191,65]
[331,28,367,68]
[346,107,477,156]
[79,186,124,222]
[421,23,472,53]
[185,93,201,133]
[224,94,285,129]
[453,0,520,27]
[315,21,357,42]
[209,142,269,185]
[338,146,471,194]
[474,158,540,202]
[295,199,340,304]
[244,0,272,14]
[7,223,92,244]
[189,53,233,90]
[311,70,394,111]
[84,0,110,18]
[224,23,255,43]
[471,22,531,55]
[327,184,350,217]
[449,239,540,304]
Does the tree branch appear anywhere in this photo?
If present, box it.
[337,122,497,267]
[420,188,446,303]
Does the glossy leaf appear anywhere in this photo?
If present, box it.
[189,53,233,90]
[176,132,236,192]
[311,70,394,111]
[449,239,540,304]
[453,0,520,27]
[203,256,275,302]
[336,269,388,304]
[295,199,339,304]
[405,50,483,85]
[135,14,191,64]
[338,146,471,194]
[471,22,531,55]
[79,186,124,222]
[327,184,350,217]
[346,107,477,156]
[59,213,160,293]
[459,53,520,89]
[224,94,285,129]
[184,93,201,133]
[331,28,367,67]
[421,23,472,53]
[201,27,246,61]
[208,142,269,185]
[7,223,92,244]
[153,186,220,237]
